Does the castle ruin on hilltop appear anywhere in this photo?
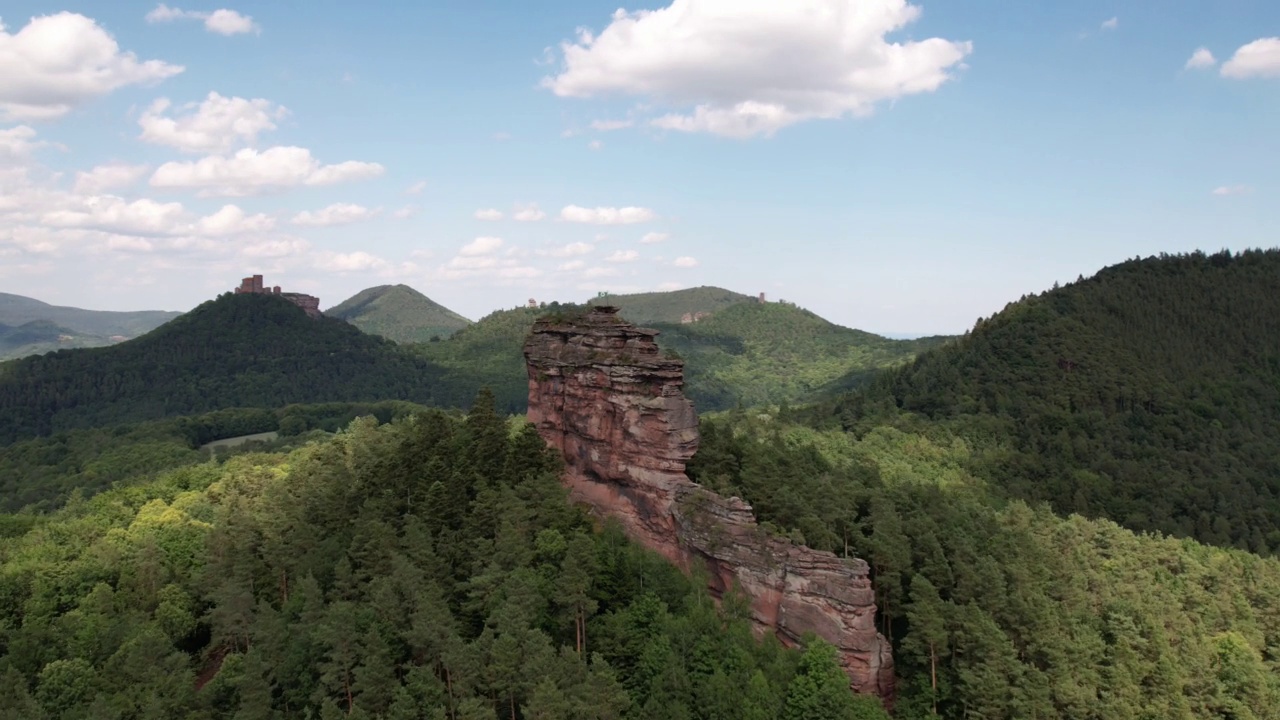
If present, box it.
[233,274,321,318]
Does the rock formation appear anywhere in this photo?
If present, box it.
[523,306,894,701]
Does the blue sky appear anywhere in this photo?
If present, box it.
[0,1,1276,335]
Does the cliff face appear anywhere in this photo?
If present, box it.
[523,306,894,701]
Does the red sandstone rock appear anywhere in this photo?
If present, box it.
[523,305,894,702]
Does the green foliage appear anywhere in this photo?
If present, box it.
[585,286,756,325]
[327,284,473,343]
[0,319,116,361]
[0,292,459,444]
[820,249,1280,553]
[0,395,861,719]
[690,411,1280,719]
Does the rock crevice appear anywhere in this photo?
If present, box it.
[523,306,894,700]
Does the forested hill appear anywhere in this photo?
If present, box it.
[0,291,182,338]
[586,285,755,324]
[326,284,473,343]
[0,293,451,444]
[416,300,949,413]
[821,248,1280,552]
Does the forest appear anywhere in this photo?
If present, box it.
[0,394,887,720]
[814,249,1280,553]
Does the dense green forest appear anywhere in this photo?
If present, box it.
[585,286,756,325]
[0,397,888,720]
[812,249,1280,553]
[326,285,473,344]
[0,401,427,514]
[0,293,469,444]
[0,320,115,361]
[416,300,946,413]
[650,303,949,409]
[689,409,1280,719]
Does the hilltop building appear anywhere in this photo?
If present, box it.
[233,274,322,318]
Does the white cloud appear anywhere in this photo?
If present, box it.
[639,231,669,244]
[590,119,633,131]
[150,146,384,197]
[1185,48,1217,70]
[543,0,972,138]
[1211,185,1252,196]
[1100,17,1118,31]
[195,204,274,235]
[540,241,594,257]
[291,203,379,227]
[474,208,504,221]
[558,259,587,271]
[583,266,620,279]
[513,203,546,222]
[73,163,150,194]
[313,251,389,272]
[1221,38,1280,79]
[145,4,260,36]
[588,140,604,151]
[460,236,504,256]
[560,204,656,224]
[606,249,639,262]
[405,180,427,195]
[241,238,309,258]
[0,12,183,121]
[656,281,683,291]
[392,205,419,219]
[673,256,698,268]
[139,93,287,153]
[0,126,48,160]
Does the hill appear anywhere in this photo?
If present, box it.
[587,285,756,324]
[0,319,116,360]
[326,284,472,343]
[416,298,950,413]
[0,292,459,444]
[0,291,181,339]
[819,248,1280,553]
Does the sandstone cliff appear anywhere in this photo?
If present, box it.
[523,306,894,701]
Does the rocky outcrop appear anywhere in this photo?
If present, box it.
[523,306,894,701]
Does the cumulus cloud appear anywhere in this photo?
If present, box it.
[405,180,427,195]
[606,249,639,262]
[150,146,384,197]
[1211,185,1252,196]
[543,0,972,138]
[0,126,49,160]
[139,93,287,153]
[673,256,698,268]
[1185,48,1217,70]
[1100,17,1118,31]
[474,208,504,221]
[194,204,275,235]
[513,203,546,222]
[291,203,379,227]
[0,12,183,121]
[560,205,656,224]
[145,4,260,35]
[460,236,504,256]
[73,164,150,194]
[40,194,273,239]
[639,231,669,244]
[1221,38,1280,79]
[583,266,620,279]
[392,205,419,219]
[558,259,587,271]
[588,140,604,151]
[313,251,391,272]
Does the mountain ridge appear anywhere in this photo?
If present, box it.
[325,283,472,343]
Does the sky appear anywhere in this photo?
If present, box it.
[0,1,1277,336]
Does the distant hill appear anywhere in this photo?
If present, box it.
[0,320,115,361]
[0,292,182,342]
[820,248,1280,553]
[326,284,472,343]
[0,292,459,444]
[416,295,950,413]
[587,286,756,324]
